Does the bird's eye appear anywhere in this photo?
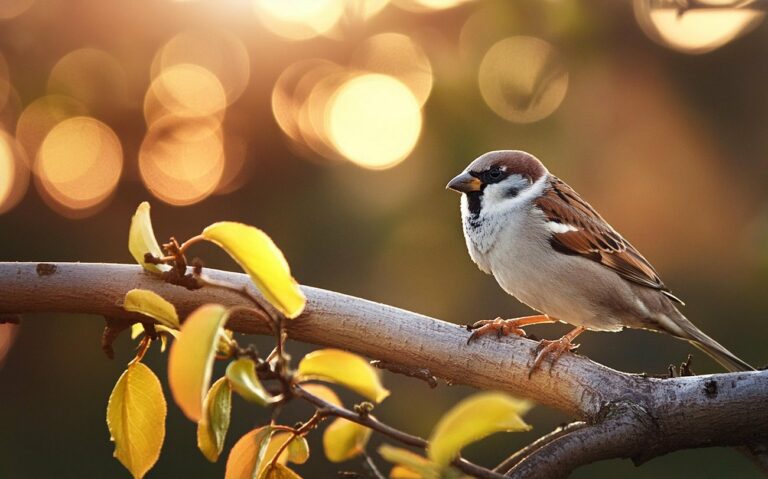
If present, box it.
[485,167,503,182]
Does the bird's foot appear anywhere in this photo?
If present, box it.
[466,315,552,344]
[529,326,585,377]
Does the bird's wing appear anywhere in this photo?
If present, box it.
[535,176,683,303]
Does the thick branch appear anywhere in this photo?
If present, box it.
[0,262,766,475]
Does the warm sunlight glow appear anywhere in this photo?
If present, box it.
[0,134,17,211]
[145,64,227,125]
[152,30,250,105]
[394,0,472,12]
[351,32,433,106]
[47,48,129,112]
[327,73,421,170]
[0,0,34,20]
[253,0,345,40]
[16,95,88,163]
[35,117,122,217]
[634,0,764,54]
[139,117,225,205]
[0,54,9,112]
[478,36,568,123]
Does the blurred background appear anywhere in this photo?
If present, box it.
[1,0,767,477]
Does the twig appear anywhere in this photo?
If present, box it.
[1,262,766,478]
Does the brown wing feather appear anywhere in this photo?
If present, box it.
[536,177,681,302]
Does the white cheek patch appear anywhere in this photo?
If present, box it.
[546,222,579,234]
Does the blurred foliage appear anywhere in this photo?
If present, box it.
[1,0,768,477]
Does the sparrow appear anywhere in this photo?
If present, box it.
[447,150,753,373]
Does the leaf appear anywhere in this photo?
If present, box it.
[297,349,389,403]
[168,304,229,421]
[260,463,302,479]
[225,358,276,406]
[201,222,306,318]
[225,427,275,479]
[128,201,169,273]
[298,383,342,407]
[197,377,232,462]
[123,289,180,329]
[427,392,532,467]
[379,444,437,479]
[106,362,167,479]
[285,435,309,465]
[131,323,144,339]
[323,418,372,463]
[389,465,423,478]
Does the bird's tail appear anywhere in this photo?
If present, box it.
[670,315,754,372]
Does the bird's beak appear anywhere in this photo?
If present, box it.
[446,172,481,193]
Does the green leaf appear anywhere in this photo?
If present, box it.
[297,349,389,403]
[225,426,275,479]
[123,289,180,329]
[225,358,276,406]
[260,463,302,479]
[168,304,229,421]
[323,418,372,463]
[201,222,306,318]
[427,392,532,467]
[128,202,170,273]
[197,377,232,462]
[106,362,167,479]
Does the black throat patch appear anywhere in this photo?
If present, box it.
[466,191,483,228]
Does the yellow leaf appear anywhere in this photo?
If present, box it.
[130,323,144,339]
[323,418,372,463]
[197,377,232,462]
[298,383,342,407]
[106,362,167,479]
[427,392,532,467]
[201,222,306,318]
[123,289,180,329]
[285,435,309,465]
[297,349,389,403]
[225,358,276,406]
[128,202,170,273]
[390,465,423,478]
[379,444,437,479]
[260,463,302,479]
[168,304,229,421]
[225,427,275,479]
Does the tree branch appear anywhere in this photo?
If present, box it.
[0,262,766,476]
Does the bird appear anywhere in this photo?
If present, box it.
[447,150,754,373]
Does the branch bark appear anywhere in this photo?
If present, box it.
[0,262,766,477]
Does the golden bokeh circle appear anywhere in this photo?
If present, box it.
[253,0,345,41]
[35,117,123,216]
[0,130,30,215]
[16,95,89,164]
[0,0,34,20]
[47,48,129,112]
[350,32,433,106]
[139,116,225,206]
[478,36,568,123]
[633,0,764,54]
[145,64,227,125]
[327,73,422,170]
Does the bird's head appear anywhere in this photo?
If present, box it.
[446,150,548,217]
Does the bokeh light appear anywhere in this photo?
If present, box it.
[144,64,227,125]
[253,0,346,41]
[0,130,29,215]
[35,116,122,217]
[0,53,10,113]
[394,0,473,12]
[478,36,568,123]
[151,29,250,105]
[327,73,422,170]
[634,0,764,54]
[0,0,34,20]
[350,32,433,106]
[139,116,225,205]
[15,95,88,163]
[47,48,130,113]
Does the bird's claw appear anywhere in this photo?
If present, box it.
[529,336,580,377]
[465,317,527,345]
